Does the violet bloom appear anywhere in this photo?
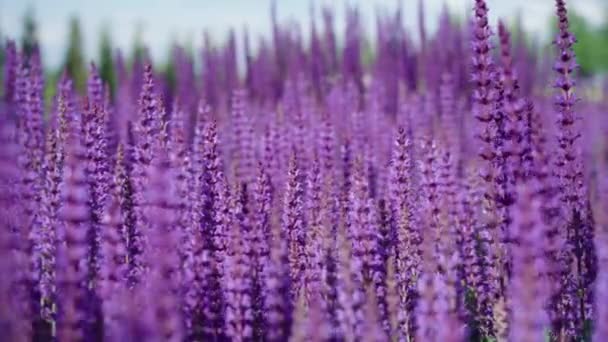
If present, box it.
[303,154,324,296]
[189,111,226,340]
[224,183,254,342]
[289,292,331,342]
[56,125,92,342]
[230,90,255,185]
[385,255,402,341]
[114,143,140,288]
[348,156,384,322]
[436,147,463,317]
[0,117,31,342]
[415,270,465,342]
[553,0,584,215]
[497,21,526,183]
[553,1,596,335]
[251,163,273,337]
[98,191,128,339]
[132,62,163,238]
[142,146,183,342]
[438,73,461,160]
[335,222,365,342]
[264,218,293,342]
[82,101,111,287]
[593,162,608,342]
[388,126,418,339]
[470,0,502,336]
[87,63,104,109]
[283,153,306,299]
[361,285,388,342]
[15,52,45,330]
[508,182,551,342]
[167,102,192,261]
[199,119,231,285]
[526,101,571,337]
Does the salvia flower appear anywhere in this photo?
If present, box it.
[56,124,91,342]
[508,181,551,342]
[0,2,605,341]
[142,145,183,342]
[0,117,31,342]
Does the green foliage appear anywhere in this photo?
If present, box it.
[99,28,116,99]
[550,8,608,77]
[21,7,39,57]
[64,17,86,92]
[131,24,147,67]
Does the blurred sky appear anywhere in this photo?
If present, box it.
[0,0,606,68]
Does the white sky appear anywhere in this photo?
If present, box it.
[0,0,605,68]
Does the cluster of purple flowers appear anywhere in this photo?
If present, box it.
[1,0,607,341]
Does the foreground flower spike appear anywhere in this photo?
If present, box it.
[142,145,183,342]
[132,63,162,243]
[0,118,31,342]
[114,143,140,288]
[497,21,526,183]
[304,155,325,302]
[224,183,255,342]
[471,0,501,336]
[264,205,293,342]
[283,152,306,298]
[196,117,231,288]
[189,113,227,340]
[348,156,384,315]
[554,0,582,214]
[385,254,402,341]
[87,63,104,109]
[415,270,465,342]
[525,100,571,338]
[508,181,551,342]
[594,158,608,342]
[98,190,128,339]
[56,124,92,342]
[389,126,418,339]
[16,53,45,293]
[251,163,273,336]
[335,218,365,341]
[83,102,111,287]
[553,0,596,336]
[230,89,254,185]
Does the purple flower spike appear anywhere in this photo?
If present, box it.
[553,0,595,336]
[508,181,551,342]
[335,221,365,341]
[87,63,104,109]
[283,153,306,299]
[98,190,128,339]
[56,124,92,342]
[224,183,255,342]
[497,21,526,183]
[594,160,608,342]
[389,126,419,339]
[348,156,384,325]
[142,146,183,342]
[114,143,140,288]
[83,102,111,286]
[264,214,293,342]
[0,117,32,342]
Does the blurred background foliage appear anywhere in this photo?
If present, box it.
[1,5,607,102]
[557,10,608,77]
